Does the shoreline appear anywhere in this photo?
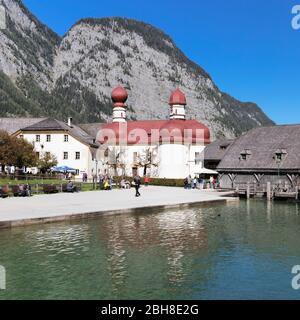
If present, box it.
[0,187,238,229]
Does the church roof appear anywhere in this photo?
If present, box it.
[98,119,210,145]
[217,125,300,172]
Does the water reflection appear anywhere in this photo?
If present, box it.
[1,200,300,299]
[95,209,208,291]
[24,225,91,256]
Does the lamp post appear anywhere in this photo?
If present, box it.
[95,159,98,180]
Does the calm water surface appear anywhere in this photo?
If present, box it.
[0,200,300,299]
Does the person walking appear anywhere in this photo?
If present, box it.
[187,175,192,189]
[133,174,141,197]
[193,176,197,189]
[209,176,214,189]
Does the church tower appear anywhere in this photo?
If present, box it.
[169,88,186,120]
[111,86,128,123]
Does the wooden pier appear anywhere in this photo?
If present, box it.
[234,183,299,201]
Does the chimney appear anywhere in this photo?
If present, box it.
[67,117,73,127]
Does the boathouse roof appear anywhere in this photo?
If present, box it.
[217,125,300,172]
[204,139,234,161]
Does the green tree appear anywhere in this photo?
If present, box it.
[0,130,37,169]
[38,153,58,174]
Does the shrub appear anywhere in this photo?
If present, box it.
[147,178,184,187]
[113,176,184,187]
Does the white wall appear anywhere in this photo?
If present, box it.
[95,143,206,179]
[158,144,188,179]
[189,145,206,178]
[21,132,95,178]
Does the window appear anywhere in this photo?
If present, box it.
[64,135,68,142]
[75,152,80,160]
[274,149,287,162]
[75,169,80,175]
[46,135,51,142]
[241,154,247,161]
[63,152,68,160]
[36,135,40,142]
[240,149,251,161]
[133,152,138,163]
[195,152,201,165]
[36,152,40,159]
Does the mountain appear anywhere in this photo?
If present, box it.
[0,0,275,139]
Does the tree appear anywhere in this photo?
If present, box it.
[136,146,159,176]
[0,130,37,170]
[0,130,14,167]
[105,146,126,176]
[37,153,58,174]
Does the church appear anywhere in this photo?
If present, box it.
[95,86,211,179]
[0,86,211,180]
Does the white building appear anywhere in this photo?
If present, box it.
[12,118,98,178]
[95,86,211,179]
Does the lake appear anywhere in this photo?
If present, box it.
[0,199,300,299]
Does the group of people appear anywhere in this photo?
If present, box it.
[184,175,218,190]
[66,180,78,193]
[19,184,32,196]
[98,174,113,190]
[96,173,144,197]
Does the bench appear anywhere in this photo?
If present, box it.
[0,185,9,198]
[12,185,21,197]
[62,183,81,193]
[43,185,59,194]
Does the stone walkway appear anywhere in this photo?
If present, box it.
[0,186,237,228]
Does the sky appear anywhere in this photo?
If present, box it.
[22,0,300,125]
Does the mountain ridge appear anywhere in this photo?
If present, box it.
[0,0,275,139]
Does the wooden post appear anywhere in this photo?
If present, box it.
[246,182,250,199]
[267,182,271,201]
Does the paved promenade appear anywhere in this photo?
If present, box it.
[0,186,237,228]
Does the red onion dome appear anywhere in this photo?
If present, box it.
[111,86,128,107]
[169,88,187,106]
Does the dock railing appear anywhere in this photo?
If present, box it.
[234,181,300,200]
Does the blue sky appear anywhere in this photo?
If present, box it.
[23,0,300,124]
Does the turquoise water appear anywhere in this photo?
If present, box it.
[0,200,300,300]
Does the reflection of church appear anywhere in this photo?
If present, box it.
[97,86,211,179]
[96,207,208,292]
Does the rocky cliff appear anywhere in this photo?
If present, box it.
[0,0,274,138]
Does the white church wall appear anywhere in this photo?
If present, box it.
[158,144,189,179]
